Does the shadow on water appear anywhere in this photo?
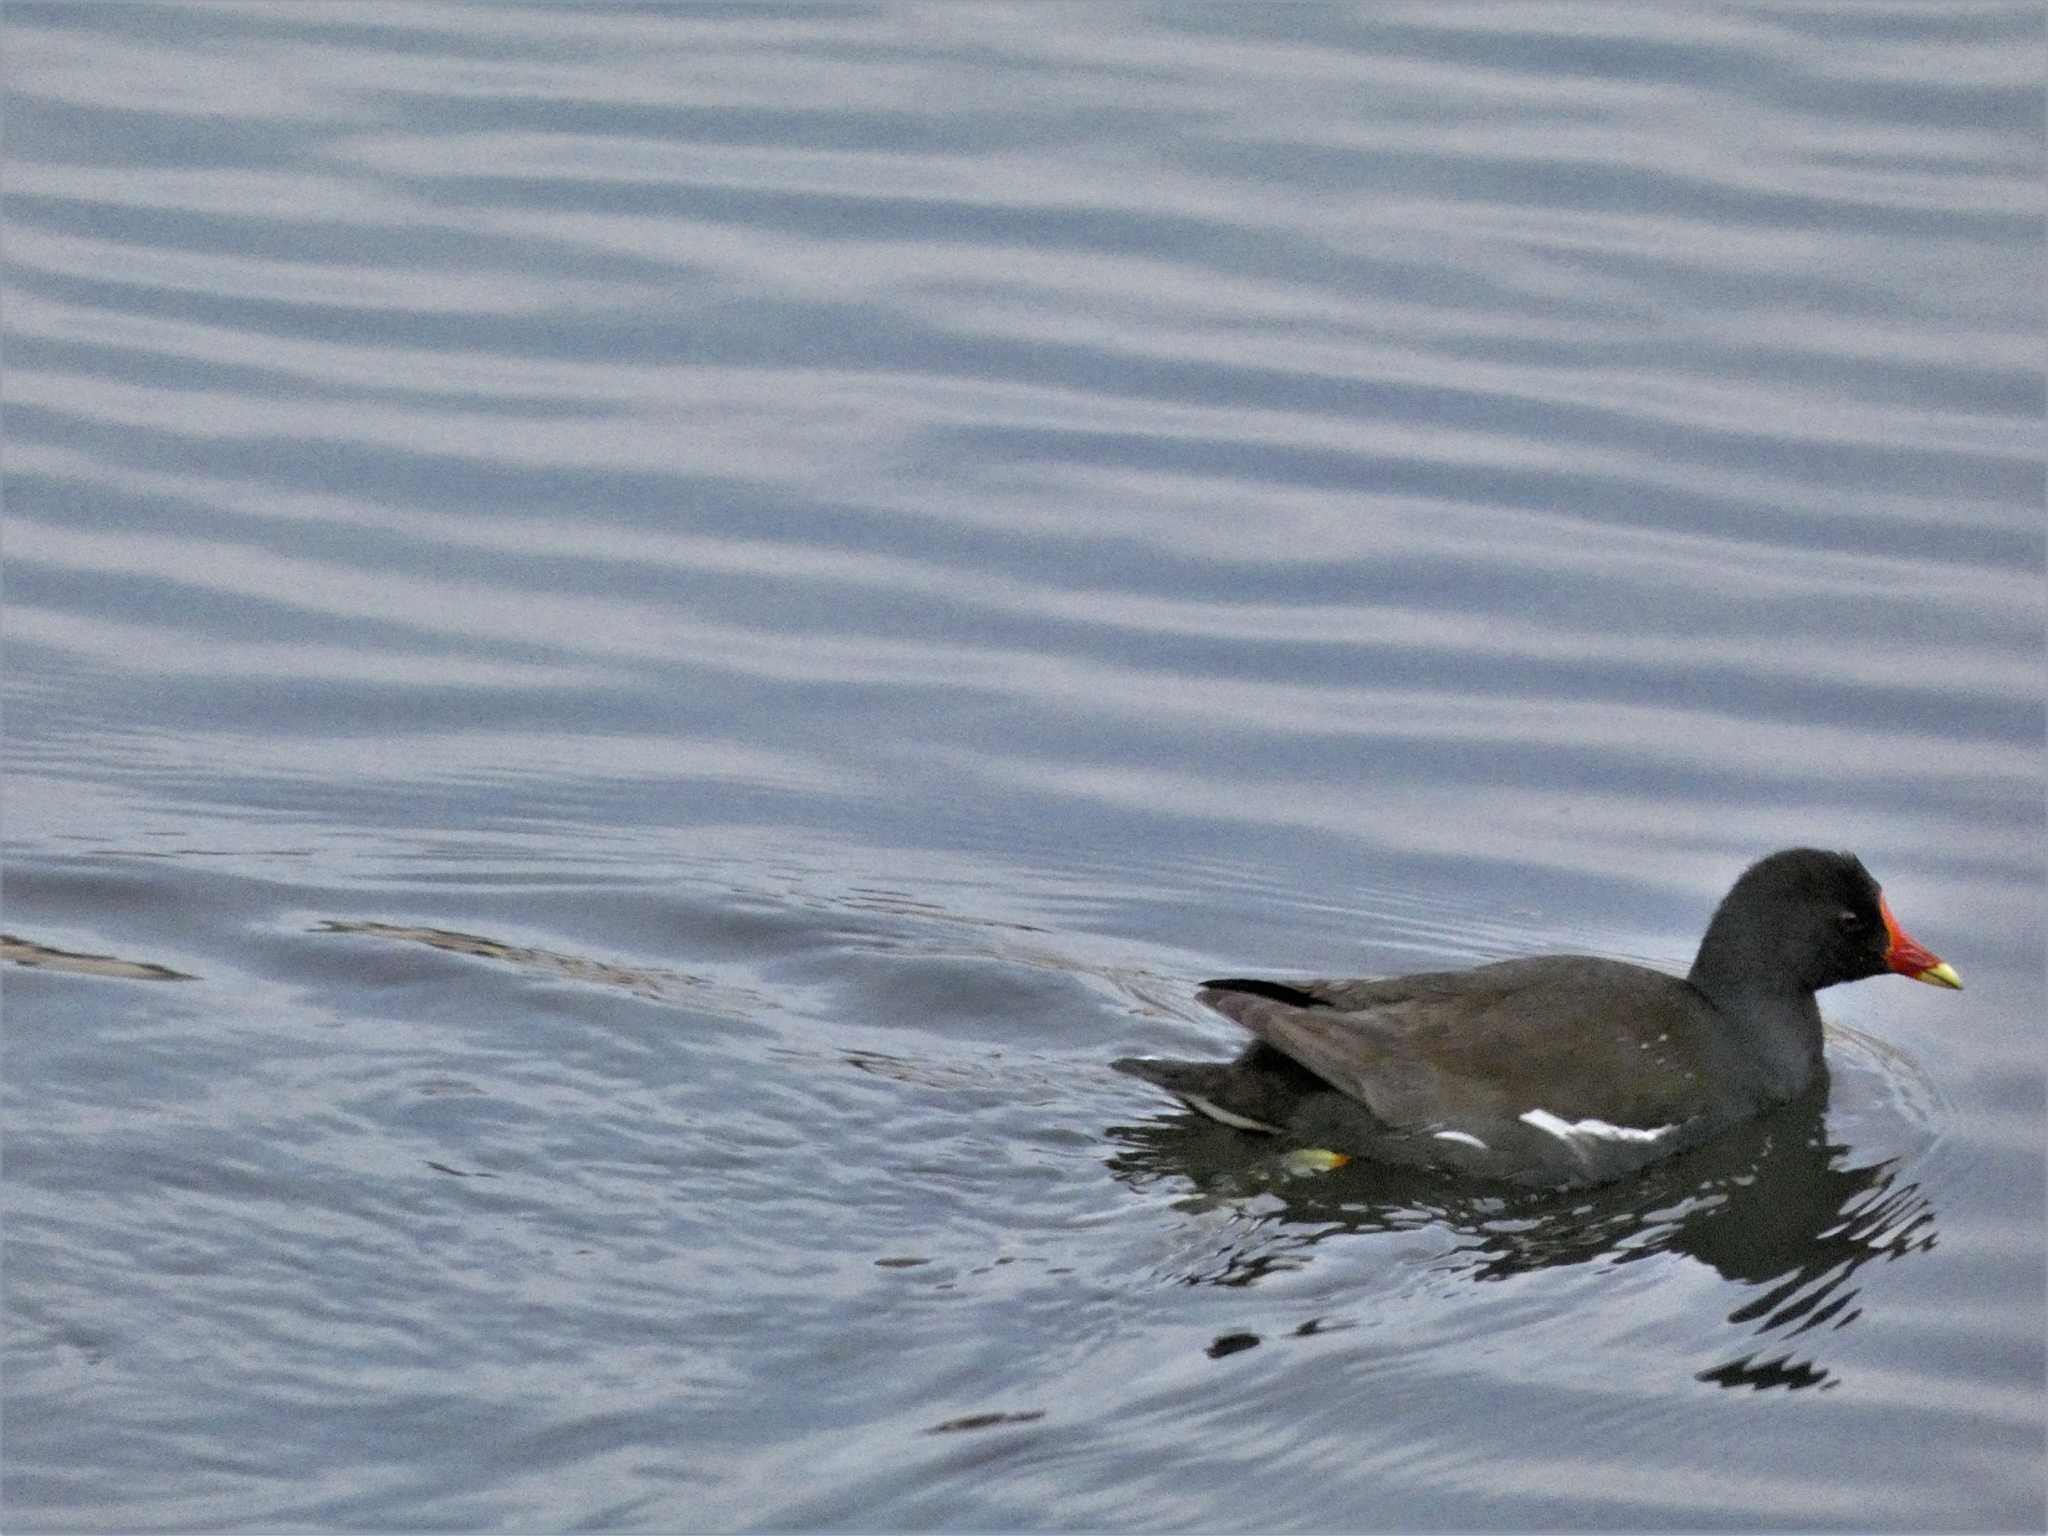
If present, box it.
[1104,1073,1937,1393]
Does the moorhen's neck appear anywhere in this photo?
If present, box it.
[1687,900,1826,1092]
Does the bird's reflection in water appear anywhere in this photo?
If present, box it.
[1104,1070,1936,1392]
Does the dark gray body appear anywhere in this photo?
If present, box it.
[1118,957,1814,1188]
[1114,850,1935,1190]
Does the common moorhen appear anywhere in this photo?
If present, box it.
[1115,848,1960,1188]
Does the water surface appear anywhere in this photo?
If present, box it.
[5,3,2042,1530]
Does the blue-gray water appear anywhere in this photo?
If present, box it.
[4,3,2042,1530]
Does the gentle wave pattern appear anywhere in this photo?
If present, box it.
[5,4,2043,1531]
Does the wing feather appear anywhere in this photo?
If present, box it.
[1198,956,1721,1130]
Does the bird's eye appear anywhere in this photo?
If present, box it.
[1837,909,1867,933]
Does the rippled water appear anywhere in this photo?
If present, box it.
[5,3,2043,1530]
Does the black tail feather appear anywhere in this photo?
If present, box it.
[1199,977,1330,1009]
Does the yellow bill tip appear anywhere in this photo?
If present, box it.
[1916,961,1962,990]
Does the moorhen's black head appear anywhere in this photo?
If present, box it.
[1691,848,1959,998]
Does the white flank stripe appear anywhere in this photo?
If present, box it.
[1432,1130,1489,1151]
[1520,1108,1674,1144]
